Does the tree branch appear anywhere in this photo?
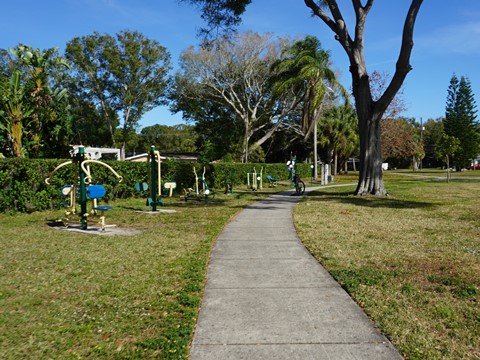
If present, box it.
[304,0,354,56]
[377,0,423,115]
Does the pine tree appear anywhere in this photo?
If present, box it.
[444,74,479,169]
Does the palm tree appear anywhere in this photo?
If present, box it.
[272,36,347,179]
[5,45,71,157]
[0,70,34,157]
[319,104,359,174]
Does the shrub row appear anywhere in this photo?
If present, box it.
[0,159,311,213]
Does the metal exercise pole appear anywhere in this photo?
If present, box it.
[150,146,158,212]
[77,146,88,229]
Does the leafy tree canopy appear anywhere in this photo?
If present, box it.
[65,30,172,157]
[181,0,424,195]
[137,124,197,154]
[181,0,252,38]
[444,74,479,169]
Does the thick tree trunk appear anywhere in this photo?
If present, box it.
[355,111,386,195]
[353,71,387,196]
[303,0,423,196]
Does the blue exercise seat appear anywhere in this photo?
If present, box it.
[87,185,112,230]
[266,175,279,187]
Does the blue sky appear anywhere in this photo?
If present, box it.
[2,0,480,128]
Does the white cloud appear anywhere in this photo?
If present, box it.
[417,21,480,55]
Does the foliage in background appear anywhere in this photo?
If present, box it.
[422,118,445,168]
[172,32,295,163]
[137,124,197,154]
[0,158,310,213]
[318,104,358,173]
[435,134,461,182]
[0,45,71,158]
[444,74,479,169]
[381,118,423,169]
[65,30,172,157]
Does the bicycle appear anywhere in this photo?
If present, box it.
[293,175,305,196]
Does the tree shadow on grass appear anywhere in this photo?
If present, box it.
[305,190,435,209]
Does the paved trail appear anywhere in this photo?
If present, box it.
[190,189,402,360]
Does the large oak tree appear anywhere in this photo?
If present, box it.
[173,32,294,162]
[66,30,171,158]
[183,0,424,195]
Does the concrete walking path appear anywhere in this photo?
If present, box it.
[189,188,402,359]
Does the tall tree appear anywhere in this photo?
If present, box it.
[0,70,33,157]
[381,118,422,168]
[0,45,71,158]
[272,35,345,178]
[170,68,242,160]
[108,31,172,158]
[444,74,479,169]
[173,32,290,162]
[423,118,445,168]
[65,33,118,146]
[66,30,171,158]
[183,0,424,195]
[319,104,359,174]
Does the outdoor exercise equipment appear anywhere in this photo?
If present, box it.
[247,167,263,191]
[163,180,177,197]
[184,166,213,204]
[86,184,112,230]
[223,169,235,195]
[286,156,297,185]
[45,146,123,230]
[266,175,279,187]
[142,146,165,211]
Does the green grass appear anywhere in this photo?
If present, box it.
[0,186,285,359]
[295,171,480,360]
[2,171,480,359]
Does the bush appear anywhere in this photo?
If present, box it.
[0,158,312,213]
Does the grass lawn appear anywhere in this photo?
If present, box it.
[1,170,479,359]
[295,170,480,360]
[0,187,283,359]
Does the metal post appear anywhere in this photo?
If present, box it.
[150,145,157,212]
[77,146,88,229]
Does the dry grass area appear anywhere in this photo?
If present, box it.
[295,173,479,359]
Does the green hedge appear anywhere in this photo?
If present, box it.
[210,162,311,189]
[0,159,312,213]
